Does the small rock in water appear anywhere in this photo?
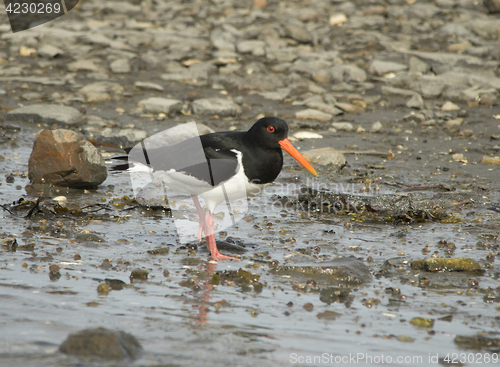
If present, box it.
[97,283,110,294]
[411,258,483,273]
[302,147,347,167]
[59,327,142,360]
[7,104,83,126]
[409,317,434,328]
[130,268,149,282]
[28,129,107,189]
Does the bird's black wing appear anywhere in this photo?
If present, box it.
[114,132,243,187]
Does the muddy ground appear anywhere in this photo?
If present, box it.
[1,0,500,366]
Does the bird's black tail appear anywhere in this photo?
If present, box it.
[110,147,133,172]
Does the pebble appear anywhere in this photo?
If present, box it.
[138,97,183,115]
[134,81,164,91]
[28,129,107,188]
[7,104,83,125]
[37,44,64,58]
[369,60,407,76]
[130,268,149,281]
[68,59,101,72]
[445,118,463,127]
[329,13,348,26]
[78,82,124,103]
[293,131,324,140]
[284,23,313,44]
[441,101,460,111]
[370,121,384,133]
[191,98,240,117]
[302,147,347,167]
[484,0,500,13]
[110,58,131,73]
[295,109,333,122]
[335,101,364,113]
[406,93,425,109]
[332,122,354,132]
[481,156,500,165]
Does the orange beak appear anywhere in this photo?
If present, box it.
[279,138,317,175]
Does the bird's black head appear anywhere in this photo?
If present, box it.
[245,117,289,149]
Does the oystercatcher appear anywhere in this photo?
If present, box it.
[114,117,317,261]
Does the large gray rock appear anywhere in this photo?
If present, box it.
[6,104,83,125]
[191,98,240,117]
[28,129,107,189]
[59,327,142,360]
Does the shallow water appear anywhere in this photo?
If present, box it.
[1,119,499,367]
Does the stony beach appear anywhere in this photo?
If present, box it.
[1,0,500,366]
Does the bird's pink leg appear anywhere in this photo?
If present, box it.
[191,195,206,244]
[205,211,240,261]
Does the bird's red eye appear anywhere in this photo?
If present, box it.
[267,126,275,133]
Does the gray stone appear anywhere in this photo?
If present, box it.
[258,88,291,100]
[306,101,343,116]
[369,60,408,76]
[191,98,240,117]
[60,327,142,360]
[295,109,333,121]
[420,84,444,99]
[332,122,354,132]
[290,60,332,79]
[37,44,64,58]
[266,47,303,62]
[110,58,131,73]
[236,40,266,54]
[7,104,83,125]
[370,121,384,133]
[442,101,461,111]
[134,81,164,91]
[381,86,417,98]
[78,82,124,103]
[28,129,107,189]
[484,0,500,13]
[284,23,313,44]
[138,97,183,115]
[407,93,425,109]
[409,56,430,75]
[211,29,235,51]
[302,148,347,167]
[330,64,367,83]
[100,128,148,143]
[68,59,101,72]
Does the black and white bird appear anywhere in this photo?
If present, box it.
[114,117,317,261]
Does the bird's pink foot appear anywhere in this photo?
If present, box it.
[205,212,240,261]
